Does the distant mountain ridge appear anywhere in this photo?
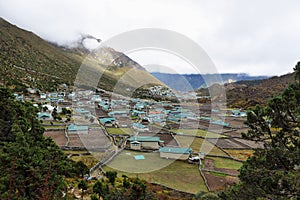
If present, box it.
[151,72,268,91]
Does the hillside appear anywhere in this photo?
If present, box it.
[151,72,268,91]
[0,17,163,92]
[197,72,295,108]
[225,72,295,107]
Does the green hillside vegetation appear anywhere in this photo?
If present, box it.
[0,17,163,93]
[0,18,83,91]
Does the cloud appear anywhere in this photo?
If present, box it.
[0,0,299,75]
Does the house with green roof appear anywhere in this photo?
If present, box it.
[127,136,164,150]
[159,147,192,160]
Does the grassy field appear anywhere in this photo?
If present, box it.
[105,150,173,173]
[224,149,254,161]
[63,150,89,154]
[63,150,107,168]
[172,129,227,138]
[103,150,208,194]
[44,125,65,130]
[42,121,65,125]
[106,127,134,135]
[175,136,228,156]
[69,154,99,168]
[209,171,227,177]
[207,157,243,170]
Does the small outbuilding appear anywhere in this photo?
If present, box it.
[99,117,117,127]
[127,136,163,150]
[132,123,149,132]
[67,123,89,134]
[159,147,192,160]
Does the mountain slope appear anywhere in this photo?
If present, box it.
[196,72,295,108]
[225,72,295,107]
[0,17,163,92]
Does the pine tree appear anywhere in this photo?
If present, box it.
[220,64,300,199]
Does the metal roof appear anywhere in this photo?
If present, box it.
[128,136,163,142]
[159,147,192,154]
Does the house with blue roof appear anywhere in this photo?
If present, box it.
[167,116,181,122]
[131,110,146,117]
[67,123,89,134]
[127,136,164,150]
[14,93,23,101]
[91,94,101,102]
[108,110,129,117]
[231,109,247,117]
[48,92,58,98]
[98,101,111,111]
[152,118,166,127]
[68,92,75,99]
[99,117,117,127]
[37,112,51,120]
[40,93,47,99]
[75,108,91,115]
[159,147,192,160]
[132,123,149,132]
[139,117,151,125]
[133,103,145,110]
[212,120,230,127]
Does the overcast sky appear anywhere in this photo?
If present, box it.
[1,0,300,76]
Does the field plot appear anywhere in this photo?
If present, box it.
[224,117,247,129]
[175,136,228,156]
[68,134,85,147]
[224,149,254,161]
[224,127,249,138]
[179,120,201,129]
[104,151,207,194]
[223,130,243,138]
[105,150,173,173]
[67,128,111,149]
[172,129,227,138]
[106,127,134,135]
[80,128,111,149]
[44,130,67,146]
[95,108,109,118]
[64,150,105,168]
[233,138,264,149]
[207,138,250,149]
[203,172,238,191]
[203,157,242,176]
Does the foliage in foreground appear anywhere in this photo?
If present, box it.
[220,63,300,199]
[0,86,87,199]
